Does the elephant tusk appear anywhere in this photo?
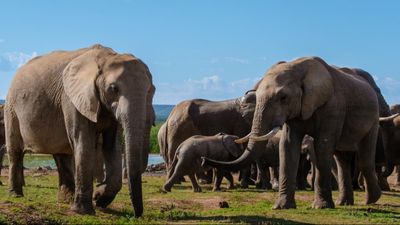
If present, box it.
[234,133,252,144]
[250,127,280,142]
[379,113,400,122]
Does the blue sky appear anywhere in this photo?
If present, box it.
[1,0,400,104]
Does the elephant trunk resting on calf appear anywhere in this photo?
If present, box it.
[204,57,382,209]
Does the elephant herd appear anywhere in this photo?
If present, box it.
[0,45,399,217]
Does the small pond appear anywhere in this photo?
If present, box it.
[2,154,164,169]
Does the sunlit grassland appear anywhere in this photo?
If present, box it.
[0,172,399,224]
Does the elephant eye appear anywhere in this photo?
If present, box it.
[109,83,119,94]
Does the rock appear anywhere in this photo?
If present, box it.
[219,201,229,208]
[146,162,166,172]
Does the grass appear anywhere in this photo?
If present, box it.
[0,172,399,224]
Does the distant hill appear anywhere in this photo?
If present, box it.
[154,104,174,122]
[0,100,173,123]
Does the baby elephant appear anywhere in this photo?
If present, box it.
[163,133,244,192]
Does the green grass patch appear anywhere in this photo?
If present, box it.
[0,173,399,224]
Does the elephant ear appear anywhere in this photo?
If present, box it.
[62,52,100,123]
[300,57,334,120]
[222,135,243,158]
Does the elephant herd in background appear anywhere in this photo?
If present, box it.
[1,45,400,217]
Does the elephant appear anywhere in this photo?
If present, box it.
[4,44,155,217]
[163,133,244,192]
[204,56,382,209]
[158,89,256,186]
[379,104,400,180]
[0,104,5,185]
[254,132,319,190]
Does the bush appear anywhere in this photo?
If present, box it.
[149,123,163,154]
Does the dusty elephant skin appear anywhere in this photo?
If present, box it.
[204,57,382,209]
[158,90,256,186]
[163,133,244,192]
[4,44,154,217]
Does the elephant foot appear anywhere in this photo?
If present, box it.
[312,199,335,209]
[273,197,296,209]
[365,189,381,205]
[272,182,279,191]
[163,184,172,192]
[71,203,95,215]
[212,187,221,192]
[240,181,249,189]
[227,184,235,190]
[193,186,202,193]
[198,179,212,185]
[335,197,354,206]
[9,190,23,198]
[255,181,271,190]
[94,185,118,208]
[395,182,400,187]
[58,185,74,203]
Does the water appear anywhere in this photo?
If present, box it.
[2,154,165,169]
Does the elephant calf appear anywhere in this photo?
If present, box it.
[163,133,244,192]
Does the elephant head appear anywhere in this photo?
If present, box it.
[239,90,257,124]
[220,134,245,158]
[63,45,153,217]
[379,106,400,177]
[203,57,334,169]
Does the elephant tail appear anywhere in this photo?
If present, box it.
[167,146,180,178]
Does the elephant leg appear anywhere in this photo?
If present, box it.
[270,166,279,190]
[196,171,213,184]
[376,166,390,191]
[310,163,315,191]
[224,170,235,189]
[65,116,97,215]
[53,154,75,203]
[212,169,224,191]
[357,127,381,205]
[163,159,185,192]
[396,166,400,187]
[93,135,105,184]
[297,154,310,190]
[240,166,252,188]
[311,136,335,209]
[189,174,202,192]
[0,145,5,185]
[334,152,354,205]
[330,159,339,191]
[273,124,302,209]
[6,117,24,197]
[94,128,123,208]
[255,160,271,189]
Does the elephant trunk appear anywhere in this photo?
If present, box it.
[120,96,147,217]
[202,101,272,170]
[382,164,395,177]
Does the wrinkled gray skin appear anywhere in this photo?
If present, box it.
[256,133,320,190]
[379,104,400,180]
[204,57,381,209]
[5,45,154,217]
[163,133,244,192]
[0,104,5,185]
[158,90,256,186]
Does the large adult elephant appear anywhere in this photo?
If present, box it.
[204,57,381,209]
[158,90,256,181]
[380,104,400,180]
[4,44,154,217]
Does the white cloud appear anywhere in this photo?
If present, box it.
[154,75,259,104]
[0,51,37,71]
